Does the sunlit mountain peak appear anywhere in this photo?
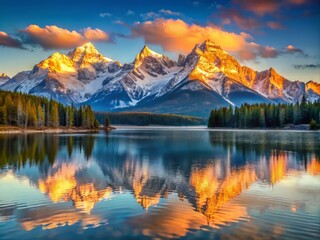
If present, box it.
[0,73,10,86]
[68,42,112,68]
[0,73,9,78]
[199,39,224,52]
[37,52,76,73]
[188,39,241,82]
[140,45,163,58]
[134,45,164,69]
[77,42,97,51]
[254,67,287,97]
[131,44,177,81]
[306,80,320,95]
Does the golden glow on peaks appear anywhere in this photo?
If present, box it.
[37,52,75,73]
[0,73,8,78]
[306,81,320,95]
[134,45,163,69]
[189,41,241,83]
[269,67,286,91]
[69,42,112,69]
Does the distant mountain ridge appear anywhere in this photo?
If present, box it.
[1,40,319,117]
[0,73,10,86]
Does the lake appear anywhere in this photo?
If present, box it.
[0,127,319,239]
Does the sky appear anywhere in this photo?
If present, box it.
[0,0,319,82]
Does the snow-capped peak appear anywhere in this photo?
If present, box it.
[306,80,320,95]
[140,45,163,58]
[73,42,99,55]
[134,45,164,68]
[190,40,225,57]
[37,52,75,73]
[68,42,113,68]
[186,39,241,83]
[0,73,9,79]
[199,39,223,51]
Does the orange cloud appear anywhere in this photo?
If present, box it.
[267,21,284,29]
[233,0,308,16]
[234,0,279,16]
[238,42,308,60]
[0,31,24,49]
[83,28,110,42]
[287,0,307,4]
[220,9,262,30]
[22,25,86,49]
[21,25,110,49]
[239,42,279,60]
[131,18,250,54]
[284,45,307,56]
[130,18,286,61]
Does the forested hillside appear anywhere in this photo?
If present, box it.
[208,97,320,129]
[95,112,206,126]
[0,90,99,129]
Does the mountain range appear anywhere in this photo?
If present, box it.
[1,40,319,117]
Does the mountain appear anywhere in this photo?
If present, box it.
[1,41,319,117]
[126,41,273,116]
[0,43,114,104]
[84,45,181,110]
[0,73,10,86]
[306,81,320,102]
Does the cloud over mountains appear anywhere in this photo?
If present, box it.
[0,25,111,50]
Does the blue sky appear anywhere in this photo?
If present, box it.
[0,0,319,82]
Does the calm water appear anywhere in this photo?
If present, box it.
[0,127,319,240]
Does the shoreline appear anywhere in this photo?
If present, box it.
[113,125,319,132]
[0,126,100,134]
[0,125,318,134]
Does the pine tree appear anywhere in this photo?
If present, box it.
[279,107,286,127]
[259,108,266,128]
[309,119,318,130]
[17,96,23,127]
[0,106,7,125]
[50,101,59,127]
[105,117,110,130]
[37,103,45,127]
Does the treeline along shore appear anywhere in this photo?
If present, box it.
[0,90,99,133]
[0,90,205,133]
[2,89,319,132]
[208,97,320,130]
[95,112,206,126]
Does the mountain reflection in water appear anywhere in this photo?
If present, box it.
[0,129,319,240]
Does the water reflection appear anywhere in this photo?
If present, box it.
[191,163,256,226]
[38,163,112,213]
[0,130,319,239]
